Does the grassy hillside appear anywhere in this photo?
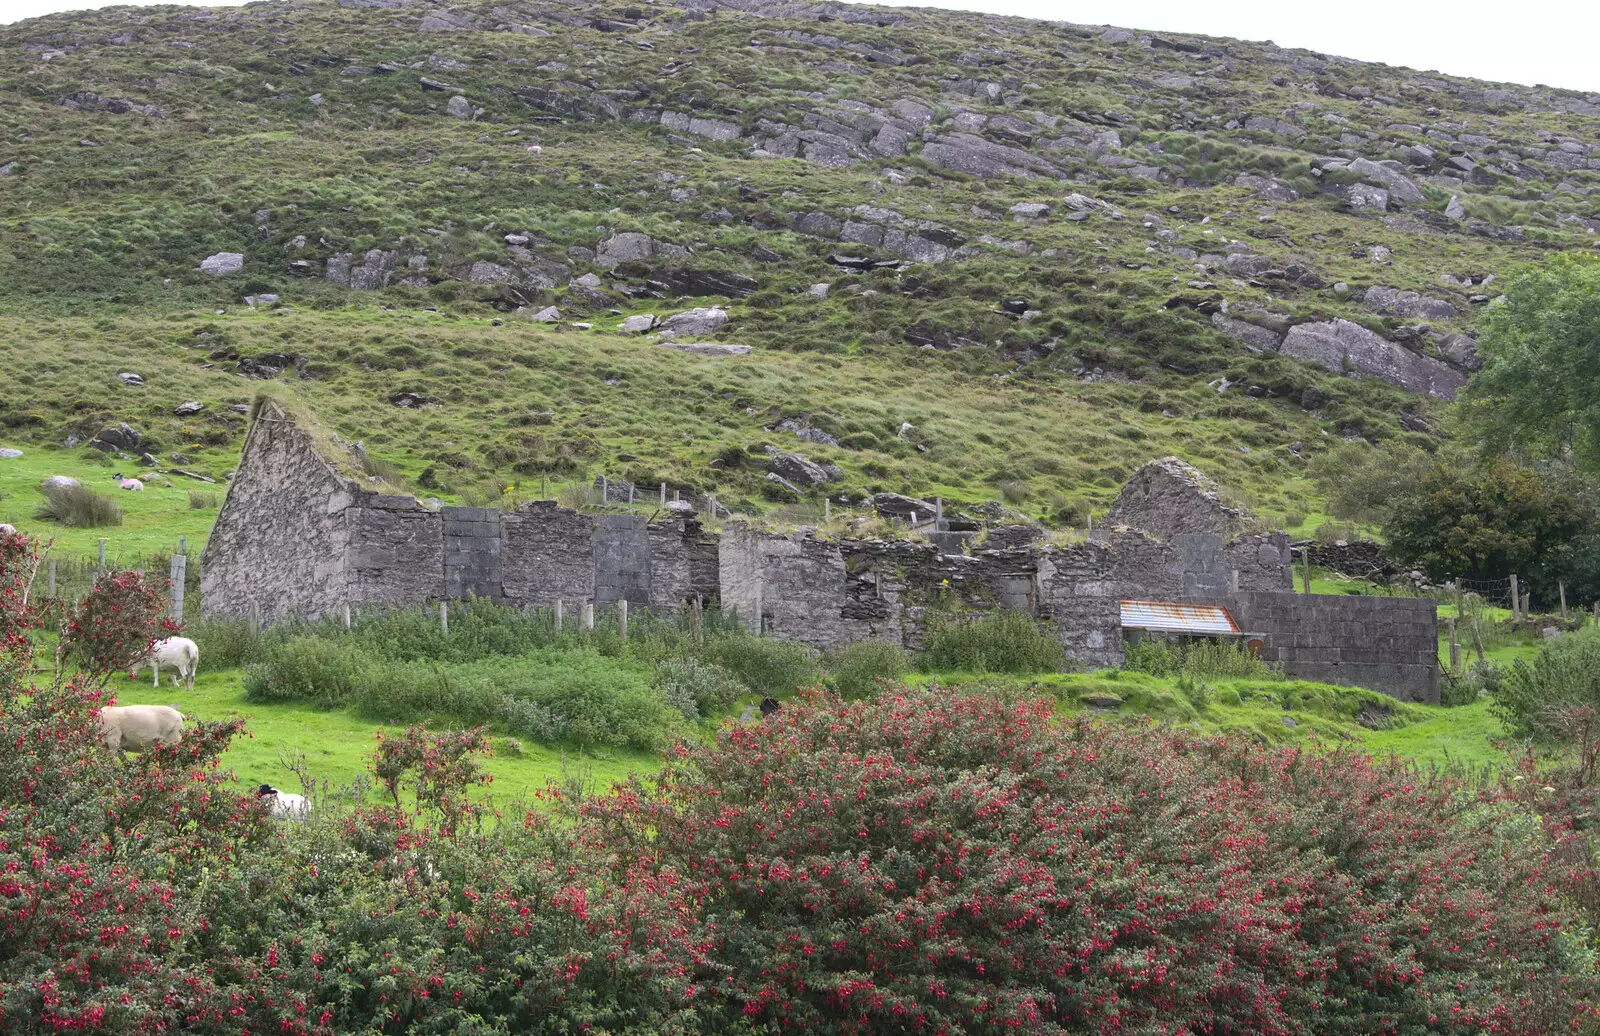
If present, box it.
[2,0,1597,533]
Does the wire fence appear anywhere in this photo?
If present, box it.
[32,537,198,621]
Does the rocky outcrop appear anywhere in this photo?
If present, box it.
[1347,158,1426,205]
[1280,320,1467,399]
[327,249,398,290]
[1361,286,1458,322]
[658,307,729,336]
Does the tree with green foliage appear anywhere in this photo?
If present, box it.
[1382,457,1591,595]
[1461,255,1600,469]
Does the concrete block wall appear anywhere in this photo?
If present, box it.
[1226,591,1440,703]
[593,514,653,607]
[442,506,503,601]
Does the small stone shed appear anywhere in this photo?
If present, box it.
[201,401,1438,702]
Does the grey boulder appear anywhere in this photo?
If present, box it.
[174,401,206,416]
[1362,286,1458,322]
[596,232,656,269]
[1348,158,1425,205]
[620,314,658,333]
[658,307,729,336]
[198,252,244,276]
[1281,320,1466,399]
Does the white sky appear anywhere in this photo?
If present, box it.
[2,0,1597,94]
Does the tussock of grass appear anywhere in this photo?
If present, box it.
[34,483,122,528]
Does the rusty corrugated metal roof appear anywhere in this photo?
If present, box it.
[1120,600,1240,635]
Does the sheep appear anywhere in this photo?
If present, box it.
[129,636,200,690]
[0,523,16,538]
[98,704,184,755]
[112,473,144,491]
[257,784,311,820]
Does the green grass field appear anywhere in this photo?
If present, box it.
[109,666,655,805]
[99,656,1513,811]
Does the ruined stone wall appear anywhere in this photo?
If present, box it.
[1036,543,1124,668]
[1226,591,1440,703]
[1105,457,1250,540]
[500,501,596,606]
[646,518,719,610]
[345,496,444,607]
[199,410,353,622]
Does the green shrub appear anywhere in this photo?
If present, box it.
[242,637,373,706]
[185,617,267,669]
[34,483,122,528]
[656,658,744,720]
[1489,627,1600,738]
[1215,687,1243,707]
[1123,638,1281,681]
[705,636,822,698]
[825,639,909,699]
[923,610,1067,674]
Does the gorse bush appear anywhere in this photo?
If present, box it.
[1489,626,1600,739]
[922,608,1067,673]
[1123,637,1284,680]
[825,638,910,699]
[33,482,122,528]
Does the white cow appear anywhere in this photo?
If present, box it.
[257,784,311,820]
[129,636,200,690]
[98,704,185,755]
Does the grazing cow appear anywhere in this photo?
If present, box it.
[98,704,184,755]
[129,636,200,690]
[112,473,144,491]
[257,785,311,820]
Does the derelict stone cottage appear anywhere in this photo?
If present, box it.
[202,400,1440,702]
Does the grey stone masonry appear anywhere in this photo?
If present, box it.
[200,400,354,623]
[499,501,596,606]
[346,496,444,606]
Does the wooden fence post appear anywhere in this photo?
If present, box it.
[439,600,449,636]
[249,600,261,637]
[691,596,703,644]
[1447,617,1459,671]
[178,535,187,556]
[659,483,666,506]
[1472,616,1486,665]
[170,553,186,624]
[343,602,352,631]
[617,599,628,643]
[1510,574,1519,620]
[581,602,595,632]
[554,599,564,633]
[1560,581,1568,620]
[824,498,830,522]
[1230,569,1239,594]
[97,538,107,570]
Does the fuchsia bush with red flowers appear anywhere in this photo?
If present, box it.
[2,529,1598,1033]
[583,689,1600,1034]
